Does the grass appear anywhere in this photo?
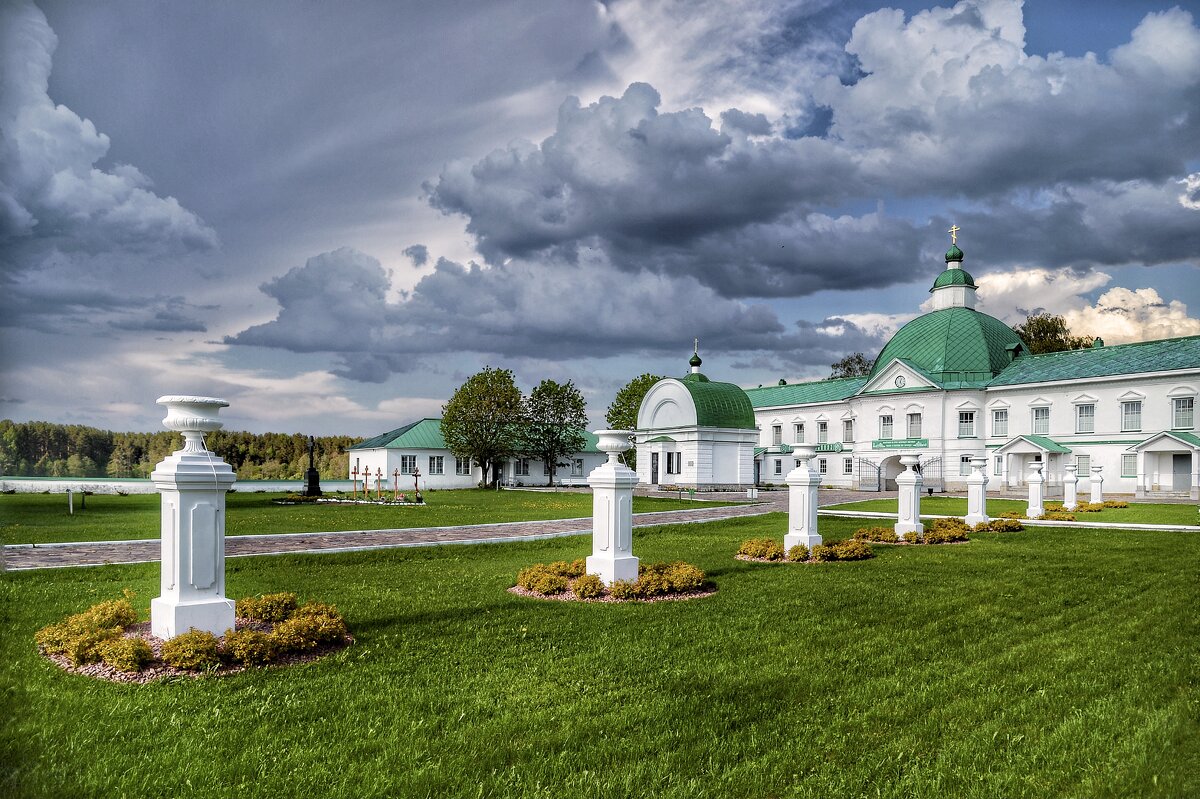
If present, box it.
[2,514,1197,798]
[0,490,739,545]
[823,496,1200,526]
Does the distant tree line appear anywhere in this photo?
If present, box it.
[0,419,361,480]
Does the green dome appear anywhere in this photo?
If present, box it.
[679,373,756,428]
[930,266,976,291]
[689,351,703,368]
[945,243,964,262]
[867,307,1024,387]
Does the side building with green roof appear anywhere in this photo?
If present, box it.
[348,418,606,490]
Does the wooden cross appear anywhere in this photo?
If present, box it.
[948,224,960,245]
[393,468,400,500]
[375,467,383,499]
[350,466,359,499]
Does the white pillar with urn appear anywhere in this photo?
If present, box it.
[784,445,821,550]
[150,396,237,640]
[894,455,924,535]
[1089,466,1104,504]
[1026,462,1045,518]
[964,456,989,526]
[585,430,639,586]
[1062,463,1078,511]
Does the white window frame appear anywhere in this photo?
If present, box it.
[907,413,922,439]
[818,458,827,475]
[428,455,444,475]
[959,455,972,476]
[772,425,782,445]
[1121,454,1137,478]
[817,421,828,444]
[1032,406,1050,436]
[571,458,584,477]
[793,422,805,443]
[993,455,1003,477]
[515,458,530,477]
[879,415,894,440]
[1075,454,1090,474]
[400,455,416,475]
[1075,404,1095,434]
[773,458,782,476]
[1173,397,1195,430]
[992,409,1008,438]
[958,411,975,438]
[842,419,854,443]
[843,457,853,475]
[1121,401,1142,432]
[455,456,471,476]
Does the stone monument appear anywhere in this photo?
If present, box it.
[894,455,924,535]
[303,435,322,497]
[585,430,639,585]
[964,455,989,526]
[1027,462,1045,518]
[150,396,237,640]
[1063,463,1078,511]
[1090,465,1104,504]
[784,445,822,550]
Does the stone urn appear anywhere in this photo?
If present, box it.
[157,395,230,452]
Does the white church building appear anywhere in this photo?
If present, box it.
[636,242,1200,499]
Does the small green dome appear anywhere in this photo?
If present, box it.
[930,266,976,291]
[867,307,1024,387]
[679,373,756,428]
[945,244,963,262]
[689,351,702,368]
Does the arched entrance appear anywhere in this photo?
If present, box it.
[880,455,906,492]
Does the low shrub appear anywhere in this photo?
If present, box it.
[810,544,836,562]
[608,580,640,600]
[983,518,1024,532]
[903,531,922,544]
[80,599,138,630]
[161,630,221,670]
[547,560,586,578]
[572,574,605,600]
[223,628,276,666]
[290,604,348,645]
[853,526,898,543]
[1102,500,1129,509]
[64,627,123,666]
[35,595,138,665]
[831,539,875,560]
[786,544,809,562]
[737,538,785,560]
[237,592,299,623]
[664,561,705,592]
[928,518,971,535]
[516,565,570,595]
[923,527,969,544]
[1038,511,1077,521]
[997,511,1025,520]
[635,563,675,596]
[98,637,153,672]
[1074,501,1103,513]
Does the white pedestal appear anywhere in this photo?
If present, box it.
[150,396,237,640]
[1063,464,1078,511]
[964,456,989,526]
[1089,466,1104,504]
[784,446,821,549]
[1027,463,1045,518]
[894,455,924,535]
[585,430,640,586]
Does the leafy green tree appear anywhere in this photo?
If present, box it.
[520,380,588,486]
[441,366,524,487]
[605,373,663,469]
[1011,313,1094,355]
[830,352,874,378]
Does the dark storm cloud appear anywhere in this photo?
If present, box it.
[402,244,429,267]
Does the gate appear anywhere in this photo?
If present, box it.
[919,456,944,493]
[856,457,881,492]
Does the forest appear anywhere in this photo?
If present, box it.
[0,419,361,480]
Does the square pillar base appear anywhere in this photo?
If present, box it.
[894,522,924,535]
[586,555,639,587]
[151,596,236,640]
[964,514,988,526]
[784,533,822,550]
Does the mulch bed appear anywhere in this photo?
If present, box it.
[507,586,716,603]
[39,619,354,685]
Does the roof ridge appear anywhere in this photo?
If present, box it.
[1014,332,1200,360]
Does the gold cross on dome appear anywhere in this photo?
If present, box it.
[694,338,699,354]
[948,224,960,244]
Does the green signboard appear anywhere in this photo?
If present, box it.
[871,438,928,450]
[814,443,844,453]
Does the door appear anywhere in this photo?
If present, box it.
[650,452,659,485]
[1173,454,1191,492]
[753,459,760,486]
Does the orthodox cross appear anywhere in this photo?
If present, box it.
[350,465,359,498]
[375,467,383,498]
[393,468,400,500]
[694,337,699,354]
[948,224,960,244]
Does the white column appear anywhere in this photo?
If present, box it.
[1027,462,1045,518]
[1090,466,1104,504]
[585,430,639,586]
[964,456,989,526]
[784,445,821,549]
[894,455,924,535]
[151,396,237,640]
[1062,463,1078,511]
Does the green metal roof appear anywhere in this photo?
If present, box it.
[350,418,600,452]
[678,373,756,429]
[988,334,1200,387]
[646,435,677,443]
[930,267,976,290]
[745,376,866,408]
[997,435,1072,454]
[867,307,1025,388]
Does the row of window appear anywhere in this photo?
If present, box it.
[771,419,860,446]
[513,458,587,477]
[397,455,468,476]
[772,457,856,476]
[770,452,1145,481]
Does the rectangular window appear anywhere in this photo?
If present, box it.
[773,458,782,476]
[1075,454,1090,474]
[571,458,584,477]
[428,455,444,475]
[455,456,471,476]
[516,458,530,477]
[817,421,828,444]
[958,411,975,438]
[793,422,805,443]
[879,415,894,440]
[843,457,854,475]
[400,455,416,475]
[1075,404,1094,434]
[818,458,827,475]
[1032,407,1050,435]
[1122,454,1137,478]
[842,420,854,442]
[907,413,922,439]
[993,456,1003,477]
[1121,401,1142,432]
[669,453,682,474]
[960,455,973,476]
[992,409,1008,437]
[772,425,782,445]
[1174,397,1195,429]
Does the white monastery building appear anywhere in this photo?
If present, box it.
[636,241,1200,499]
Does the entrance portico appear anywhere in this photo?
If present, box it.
[1129,432,1200,499]
[994,435,1072,495]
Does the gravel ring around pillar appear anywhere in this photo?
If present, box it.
[507,586,717,603]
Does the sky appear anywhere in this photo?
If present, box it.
[2,0,1199,436]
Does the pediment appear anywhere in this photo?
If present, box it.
[1070,393,1099,404]
[858,358,939,394]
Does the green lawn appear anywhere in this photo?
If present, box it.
[823,496,1200,526]
[2,515,1197,798]
[0,490,739,545]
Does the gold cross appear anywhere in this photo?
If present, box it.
[694,338,699,354]
[948,224,960,245]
